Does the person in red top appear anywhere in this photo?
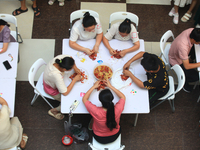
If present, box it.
[82,80,126,144]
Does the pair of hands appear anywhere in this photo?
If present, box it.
[85,45,99,55]
[123,62,132,77]
[92,80,112,89]
[73,66,82,82]
[109,48,127,58]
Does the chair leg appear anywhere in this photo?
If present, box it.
[31,93,39,105]
[150,99,167,110]
[168,99,175,112]
[134,114,139,126]
[197,95,200,103]
[41,95,54,109]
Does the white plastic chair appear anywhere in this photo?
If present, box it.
[28,58,55,108]
[109,12,139,30]
[88,134,125,150]
[8,146,18,150]
[69,9,99,35]
[159,30,175,69]
[0,14,23,43]
[151,64,185,112]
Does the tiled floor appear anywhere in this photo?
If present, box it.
[2,0,200,150]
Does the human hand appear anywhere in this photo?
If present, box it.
[85,48,93,55]
[109,48,116,55]
[123,62,130,71]
[93,81,101,88]
[92,45,99,53]
[104,80,112,88]
[0,97,8,106]
[74,66,81,74]
[123,69,132,77]
[119,50,126,57]
[74,74,81,82]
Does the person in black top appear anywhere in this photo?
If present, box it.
[123,52,169,105]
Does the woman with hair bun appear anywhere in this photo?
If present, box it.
[43,55,81,120]
[82,80,126,144]
[69,11,103,56]
[0,19,16,54]
[103,18,140,57]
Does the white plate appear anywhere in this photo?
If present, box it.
[111,66,134,90]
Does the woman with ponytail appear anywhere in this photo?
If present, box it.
[0,19,16,54]
[103,18,140,57]
[69,11,103,56]
[43,55,81,120]
[83,80,126,144]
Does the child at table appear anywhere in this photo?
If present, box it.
[43,55,81,120]
[123,52,169,106]
[103,18,140,58]
[82,80,126,144]
[0,19,16,54]
[69,12,103,56]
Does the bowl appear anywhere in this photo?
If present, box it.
[93,63,113,80]
[62,135,73,146]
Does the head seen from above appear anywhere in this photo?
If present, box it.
[119,18,131,37]
[55,57,74,72]
[82,12,97,32]
[141,54,159,73]
[0,19,10,27]
[190,28,200,44]
[99,89,117,131]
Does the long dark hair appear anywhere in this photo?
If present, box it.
[82,12,97,28]
[99,89,117,131]
[119,18,131,34]
[0,19,10,27]
[55,56,74,71]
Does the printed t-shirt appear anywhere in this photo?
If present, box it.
[43,55,70,95]
[143,53,169,93]
[69,17,102,41]
[85,98,125,137]
[169,28,193,66]
[104,22,139,43]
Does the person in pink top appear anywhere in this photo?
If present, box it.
[82,80,126,144]
[169,28,200,92]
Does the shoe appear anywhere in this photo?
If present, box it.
[59,1,64,6]
[32,5,41,17]
[173,13,179,24]
[169,7,175,17]
[88,118,93,131]
[181,12,192,22]
[183,83,192,93]
[20,133,28,149]
[12,7,28,16]
[48,0,54,5]
[48,110,64,120]
[196,24,200,28]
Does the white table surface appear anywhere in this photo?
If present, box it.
[0,42,19,79]
[61,39,149,114]
[0,78,16,117]
[195,44,200,71]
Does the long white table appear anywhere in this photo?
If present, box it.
[0,42,19,79]
[61,39,149,125]
[0,78,16,117]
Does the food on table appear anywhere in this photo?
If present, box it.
[94,65,113,80]
[69,70,88,83]
[89,52,97,60]
[113,50,121,59]
[120,74,129,81]
[97,81,106,91]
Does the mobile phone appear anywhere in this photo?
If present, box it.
[3,60,12,70]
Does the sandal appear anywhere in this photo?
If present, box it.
[59,2,65,6]
[32,5,41,17]
[12,7,28,16]
[181,12,192,22]
[48,110,64,120]
[20,133,28,149]
[173,13,179,24]
[48,0,54,5]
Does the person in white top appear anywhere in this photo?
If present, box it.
[103,18,140,58]
[43,55,81,120]
[69,12,103,56]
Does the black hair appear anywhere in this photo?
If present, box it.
[119,18,131,34]
[141,54,159,71]
[55,57,74,71]
[0,19,10,27]
[190,28,200,42]
[99,89,117,131]
[82,12,97,28]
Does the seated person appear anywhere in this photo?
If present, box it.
[0,97,28,150]
[0,19,16,54]
[43,55,81,120]
[123,52,169,105]
[69,12,103,56]
[103,18,140,57]
[82,80,126,144]
[168,28,200,92]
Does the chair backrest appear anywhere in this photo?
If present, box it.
[160,30,174,65]
[171,64,185,94]
[70,9,99,29]
[28,58,47,89]
[0,14,18,41]
[109,12,139,30]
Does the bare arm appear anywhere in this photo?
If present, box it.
[0,97,8,106]
[102,36,116,55]
[82,81,101,104]
[182,59,200,70]
[69,40,93,55]
[93,32,103,53]
[123,70,144,88]
[120,41,140,57]
[0,43,9,54]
